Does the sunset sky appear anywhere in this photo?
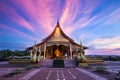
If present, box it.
[0,0,120,55]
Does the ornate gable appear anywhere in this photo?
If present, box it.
[47,24,69,42]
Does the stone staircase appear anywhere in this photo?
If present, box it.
[39,59,53,68]
[64,60,75,68]
[39,59,75,68]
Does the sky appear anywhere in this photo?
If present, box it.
[0,0,120,55]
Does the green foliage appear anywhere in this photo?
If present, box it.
[103,56,120,61]
[95,66,107,73]
[13,50,29,56]
[0,49,29,61]
[118,71,120,74]
[9,58,30,64]
[25,64,39,70]
[0,49,13,60]
[80,63,90,68]
[25,65,33,70]
[115,71,120,80]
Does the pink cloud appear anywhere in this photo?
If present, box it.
[60,0,100,35]
[75,8,120,41]
[86,49,120,55]
[14,0,61,35]
[86,8,120,33]
[60,0,81,26]
[0,2,35,32]
[0,0,101,36]
[87,37,120,50]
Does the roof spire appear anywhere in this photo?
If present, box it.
[56,18,60,28]
[56,18,60,26]
[80,40,83,50]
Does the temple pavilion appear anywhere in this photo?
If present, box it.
[27,22,87,60]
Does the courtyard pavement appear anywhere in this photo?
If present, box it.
[19,68,108,80]
[0,61,120,80]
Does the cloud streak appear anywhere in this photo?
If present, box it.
[87,37,120,50]
[86,48,120,55]
[0,1,35,32]
[0,24,38,40]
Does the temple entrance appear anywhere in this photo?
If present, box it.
[46,45,70,59]
[54,49,61,58]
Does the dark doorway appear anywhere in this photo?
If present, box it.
[46,45,69,59]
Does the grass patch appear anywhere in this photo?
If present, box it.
[4,69,22,78]
[79,63,91,68]
[9,59,30,64]
[25,64,40,70]
[115,71,120,80]
[94,66,107,73]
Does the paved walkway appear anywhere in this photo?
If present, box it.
[20,68,96,80]
[19,68,109,80]
[19,69,41,80]
[76,68,108,80]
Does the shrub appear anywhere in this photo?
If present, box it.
[115,71,120,80]
[118,71,120,74]
[83,64,91,68]
[9,69,22,75]
[25,65,33,70]
[79,63,90,68]
[95,66,107,73]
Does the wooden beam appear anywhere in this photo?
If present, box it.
[70,43,72,59]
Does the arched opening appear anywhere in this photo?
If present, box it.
[46,45,70,59]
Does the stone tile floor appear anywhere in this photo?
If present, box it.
[0,61,120,80]
[27,68,95,80]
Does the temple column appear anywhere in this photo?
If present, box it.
[37,46,41,62]
[51,47,52,57]
[44,43,46,59]
[70,43,72,59]
[30,50,32,56]
[30,50,33,61]
[39,46,41,56]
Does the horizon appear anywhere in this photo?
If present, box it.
[0,0,120,55]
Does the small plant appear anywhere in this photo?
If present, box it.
[9,69,22,75]
[25,65,33,70]
[79,63,90,68]
[84,64,91,68]
[95,66,107,73]
[3,69,22,78]
[115,71,120,80]
[118,71,120,74]
[33,65,40,68]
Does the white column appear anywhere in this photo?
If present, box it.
[44,43,46,59]
[30,50,32,56]
[30,50,33,61]
[70,43,72,59]
[39,46,41,55]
